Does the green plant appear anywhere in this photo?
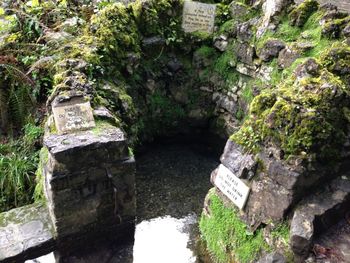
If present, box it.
[0,61,36,134]
[0,121,43,212]
[200,190,269,263]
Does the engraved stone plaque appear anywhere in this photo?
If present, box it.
[52,97,95,134]
[214,164,250,210]
[182,0,216,33]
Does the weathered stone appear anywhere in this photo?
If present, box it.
[52,96,95,134]
[142,36,165,47]
[343,23,350,37]
[229,1,249,21]
[43,126,135,241]
[212,92,237,114]
[235,42,255,65]
[257,252,286,263]
[257,0,292,37]
[289,0,319,27]
[290,176,350,261]
[214,35,229,52]
[0,203,55,263]
[294,58,320,79]
[59,17,85,34]
[236,62,257,77]
[182,1,216,33]
[188,109,208,127]
[278,47,300,69]
[170,85,189,104]
[93,106,115,121]
[257,65,274,81]
[244,177,292,228]
[295,41,315,51]
[220,140,257,179]
[237,20,255,42]
[44,127,128,170]
[257,39,286,62]
[56,59,88,72]
[43,30,74,44]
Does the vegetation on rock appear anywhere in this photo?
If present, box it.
[200,189,290,263]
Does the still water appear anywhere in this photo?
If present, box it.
[28,139,222,263]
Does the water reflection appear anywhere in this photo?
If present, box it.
[134,214,197,263]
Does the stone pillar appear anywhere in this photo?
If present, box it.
[42,125,136,250]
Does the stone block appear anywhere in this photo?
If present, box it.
[43,127,136,242]
[0,203,55,263]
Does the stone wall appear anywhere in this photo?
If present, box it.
[43,126,136,247]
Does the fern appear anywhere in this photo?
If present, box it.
[0,62,35,133]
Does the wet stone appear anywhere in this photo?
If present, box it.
[0,203,55,263]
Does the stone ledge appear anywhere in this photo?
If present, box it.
[44,127,129,170]
[0,203,55,263]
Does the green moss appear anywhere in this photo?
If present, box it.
[92,120,117,135]
[90,3,140,68]
[241,83,254,105]
[196,46,218,60]
[214,44,239,87]
[231,64,349,161]
[200,190,269,263]
[289,0,319,27]
[218,19,237,35]
[131,0,183,43]
[33,147,49,202]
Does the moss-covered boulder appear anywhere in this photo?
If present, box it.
[289,0,319,27]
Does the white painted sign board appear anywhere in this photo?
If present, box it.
[52,97,95,134]
[214,164,250,210]
[182,1,216,33]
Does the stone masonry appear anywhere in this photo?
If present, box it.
[42,125,136,253]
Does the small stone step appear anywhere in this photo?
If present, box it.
[0,203,55,263]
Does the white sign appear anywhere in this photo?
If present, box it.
[214,164,250,210]
[182,1,216,33]
[52,97,95,134]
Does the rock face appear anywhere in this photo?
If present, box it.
[210,138,345,231]
[0,203,55,263]
[290,176,350,261]
[43,126,136,252]
[257,39,285,62]
[257,0,293,37]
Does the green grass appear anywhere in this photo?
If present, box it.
[200,190,269,263]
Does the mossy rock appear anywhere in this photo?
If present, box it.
[90,3,140,67]
[323,44,350,84]
[199,189,291,263]
[231,59,350,162]
[289,0,319,27]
